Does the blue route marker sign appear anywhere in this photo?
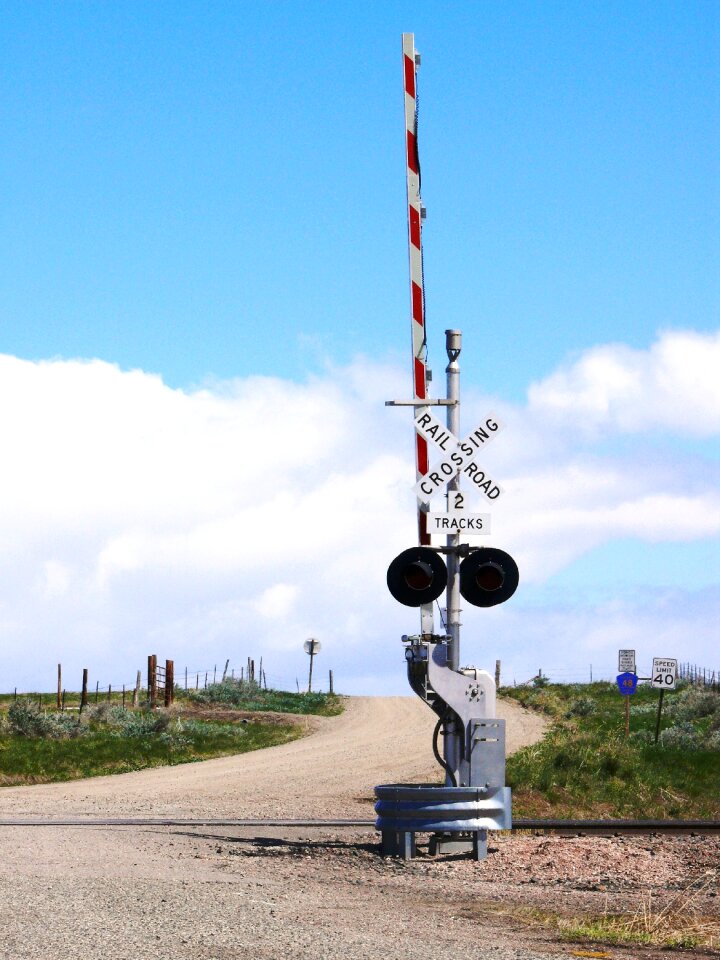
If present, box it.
[616,672,638,696]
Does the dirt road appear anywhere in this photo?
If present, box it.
[0,697,714,960]
[0,695,545,820]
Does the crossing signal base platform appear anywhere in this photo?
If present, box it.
[374,627,513,860]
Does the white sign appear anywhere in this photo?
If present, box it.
[413,412,505,504]
[426,511,491,535]
[651,657,677,690]
[618,649,636,673]
[413,410,459,454]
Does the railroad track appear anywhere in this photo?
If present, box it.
[0,817,717,834]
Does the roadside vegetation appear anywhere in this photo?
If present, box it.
[503,680,720,818]
[188,679,343,716]
[479,881,719,952]
[0,681,343,786]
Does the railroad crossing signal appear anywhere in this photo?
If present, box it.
[387,546,519,609]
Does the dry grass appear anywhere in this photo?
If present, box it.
[460,871,720,950]
[559,872,720,949]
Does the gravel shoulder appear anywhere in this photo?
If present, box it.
[1,695,716,960]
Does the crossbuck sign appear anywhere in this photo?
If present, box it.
[413,410,504,504]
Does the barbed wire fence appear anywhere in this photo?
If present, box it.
[4,658,718,705]
[2,654,336,707]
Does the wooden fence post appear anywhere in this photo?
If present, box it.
[148,654,157,709]
[164,660,174,707]
[57,664,62,710]
[80,669,88,713]
[329,670,334,695]
[222,659,229,682]
[495,660,501,689]
[133,670,141,708]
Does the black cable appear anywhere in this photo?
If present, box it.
[432,712,457,787]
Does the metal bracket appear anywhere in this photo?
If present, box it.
[385,399,457,407]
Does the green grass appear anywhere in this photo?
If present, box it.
[503,681,720,818]
[0,700,306,786]
[188,680,344,716]
[0,683,344,716]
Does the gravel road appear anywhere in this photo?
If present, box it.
[0,696,715,960]
[0,695,545,820]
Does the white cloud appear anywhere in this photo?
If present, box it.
[527,329,720,435]
[0,332,717,694]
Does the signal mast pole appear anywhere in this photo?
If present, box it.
[445,329,462,778]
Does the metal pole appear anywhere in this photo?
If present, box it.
[308,648,315,693]
[654,689,665,743]
[445,330,461,671]
[444,330,462,781]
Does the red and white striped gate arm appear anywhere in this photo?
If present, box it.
[402,33,430,546]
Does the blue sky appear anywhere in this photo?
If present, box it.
[0,2,718,693]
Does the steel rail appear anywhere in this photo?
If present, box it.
[513,818,720,834]
[0,817,718,833]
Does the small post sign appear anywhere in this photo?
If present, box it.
[304,638,321,693]
[618,649,636,674]
[616,670,638,737]
[616,672,638,696]
[651,657,677,742]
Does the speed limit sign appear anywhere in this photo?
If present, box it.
[651,658,677,690]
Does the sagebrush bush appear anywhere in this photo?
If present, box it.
[631,703,661,716]
[81,704,172,737]
[190,680,262,706]
[189,680,340,715]
[669,687,719,721]
[658,721,701,750]
[8,700,80,739]
[567,697,595,717]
